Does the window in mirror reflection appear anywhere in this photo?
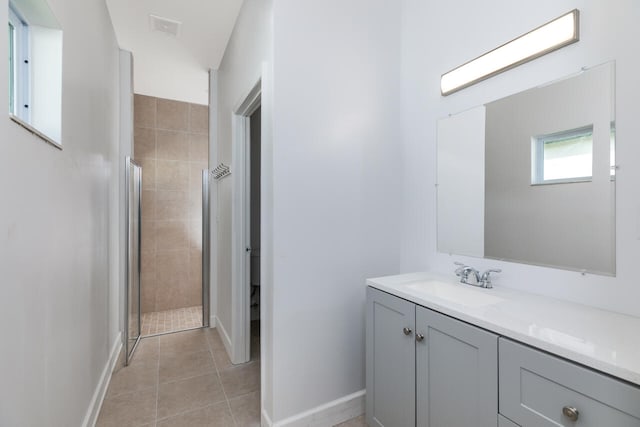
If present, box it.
[7,0,62,145]
[532,125,593,184]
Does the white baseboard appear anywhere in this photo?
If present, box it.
[262,408,273,427]
[209,315,217,328]
[215,315,233,358]
[263,390,365,427]
[82,333,122,427]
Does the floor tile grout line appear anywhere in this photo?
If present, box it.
[154,336,160,426]
[155,400,228,424]
[207,327,238,427]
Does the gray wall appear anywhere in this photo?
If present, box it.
[484,64,614,274]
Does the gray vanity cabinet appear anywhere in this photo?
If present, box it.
[499,338,640,427]
[366,287,499,427]
[366,287,416,427]
[415,305,498,427]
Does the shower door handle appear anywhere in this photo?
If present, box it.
[246,247,252,253]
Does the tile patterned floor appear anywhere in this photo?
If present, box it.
[97,328,260,427]
[97,327,366,427]
[335,415,366,426]
[141,306,203,336]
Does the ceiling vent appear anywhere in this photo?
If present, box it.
[149,14,182,37]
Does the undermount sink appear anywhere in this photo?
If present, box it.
[404,280,505,308]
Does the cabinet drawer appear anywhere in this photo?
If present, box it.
[499,338,640,426]
[498,415,520,427]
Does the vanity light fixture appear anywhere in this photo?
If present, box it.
[440,9,579,96]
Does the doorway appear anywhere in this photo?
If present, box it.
[248,106,261,361]
[132,94,211,337]
[231,79,262,364]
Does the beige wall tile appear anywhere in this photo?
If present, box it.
[157,99,189,131]
[136,95,208,316]
[140,158,157,190]
[141,278,156,314]
[157,130,189,161]
[134,127,156,160]
[188,192,202,220]
[155,280,186,312]
[134,94,156,129]
[189,103,209,134]
[141,190,156,221]
[156,160,189,191]
[141,221,156,254]
[156,221,188,251]
[189,133,208,161]
[190,248,202,280]
[188,220,202,250]
[156,190,189,221]
[156,250,189,279]
[141,252,156,283]
[184,280,202,308]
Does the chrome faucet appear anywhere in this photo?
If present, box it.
[454,262,501,289]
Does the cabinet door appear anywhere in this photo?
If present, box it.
[366,287,416,427]
[416,306,498,427]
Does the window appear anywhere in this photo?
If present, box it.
[8,4,28,120]
[532,126,593,185]
[7,0,62,146]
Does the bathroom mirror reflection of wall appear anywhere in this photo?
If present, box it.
[8,0,62,146]
[437,62,615,275]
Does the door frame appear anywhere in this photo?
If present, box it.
[231,78,262,364]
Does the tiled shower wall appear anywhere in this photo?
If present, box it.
[134,94,209,313]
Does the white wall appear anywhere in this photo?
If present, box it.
[214,0,274,417]
[270,0,403,422]
[0,0,121,424]
[400,0,640,317]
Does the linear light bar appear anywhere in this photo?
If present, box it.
[441,9,579,96]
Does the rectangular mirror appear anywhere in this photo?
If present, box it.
[437,62,615,275]
[8,0,62,146]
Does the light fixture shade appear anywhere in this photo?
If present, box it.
[441,9,580,96]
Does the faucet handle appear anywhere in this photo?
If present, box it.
[480,268,502,288]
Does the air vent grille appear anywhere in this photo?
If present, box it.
[149,14,182,37]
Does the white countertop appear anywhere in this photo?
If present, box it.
[367,272,640,387]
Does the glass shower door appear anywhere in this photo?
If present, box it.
[125,157,142,365]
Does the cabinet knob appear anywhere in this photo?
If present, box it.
[403,327,412,336]
[562,406,579,422]
[416,333,425,342]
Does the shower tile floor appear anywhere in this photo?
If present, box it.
[141,306,203,336]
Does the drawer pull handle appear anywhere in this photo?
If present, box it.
[562,406,579,422]
[416,333,425,342]
[403,327,412,336]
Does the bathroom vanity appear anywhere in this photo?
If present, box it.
[365,272,640,427]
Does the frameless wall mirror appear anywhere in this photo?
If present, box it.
[437,62,615,275]
[8,0,62,147]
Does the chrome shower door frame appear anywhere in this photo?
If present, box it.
[202,169,211,327]
[124,156,142,365]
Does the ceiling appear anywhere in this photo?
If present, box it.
[106,0,244,105]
